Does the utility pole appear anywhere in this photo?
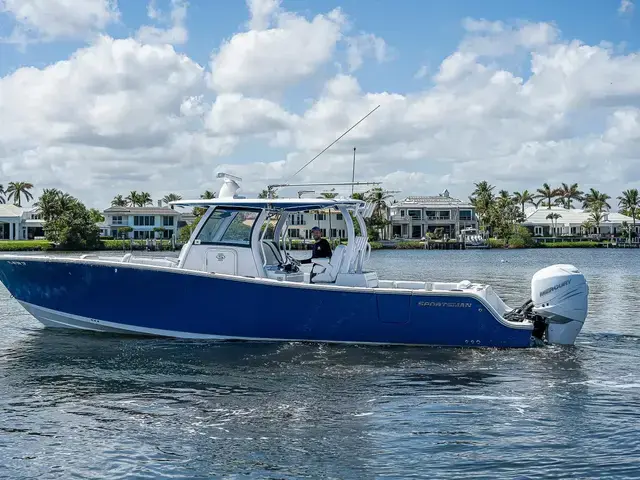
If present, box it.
[351,147,356,196]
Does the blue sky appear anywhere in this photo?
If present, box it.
[0,0,639,205]
[3,0,637,90]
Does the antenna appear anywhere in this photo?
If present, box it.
[286,104,380,182]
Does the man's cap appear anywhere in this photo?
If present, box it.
[311,226,320,231]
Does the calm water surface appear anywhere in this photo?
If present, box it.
[1,249,639,479]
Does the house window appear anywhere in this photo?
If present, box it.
[459,210,472,221]
[336,213,343,220]
[112,215,123,225]
[162,216,174,227]
[534,226,543,236]
[408,209,422,220]
[400,210,405,217]
[133,215,155,226]
[290,213,305,225]
[134,230,154,239]
[315,213,326,221]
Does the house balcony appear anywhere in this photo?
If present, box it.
[391,215,422,222]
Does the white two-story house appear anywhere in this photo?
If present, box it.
[286,210,348,240]
[389,190,478,239]
[102,202,181,239]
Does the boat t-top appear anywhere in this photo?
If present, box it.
[0,173,589,348]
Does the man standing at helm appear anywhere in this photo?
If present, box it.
[300,226,332,264]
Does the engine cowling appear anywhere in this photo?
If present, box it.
[531,264,589,345]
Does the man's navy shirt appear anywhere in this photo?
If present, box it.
[301,238,332,263]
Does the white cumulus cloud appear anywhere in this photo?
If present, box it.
[0,0,119,44]
[1,3,640,208]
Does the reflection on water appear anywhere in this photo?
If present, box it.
[1,249,640,478]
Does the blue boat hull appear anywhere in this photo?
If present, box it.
[0,257,534,348]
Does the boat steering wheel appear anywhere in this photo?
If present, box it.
[283,253,301,271]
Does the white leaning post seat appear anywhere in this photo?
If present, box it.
[312,245,346,283]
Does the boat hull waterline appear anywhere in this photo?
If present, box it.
[0,256,536,348]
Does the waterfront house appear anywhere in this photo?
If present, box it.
[389,190,478,239]
[102,201,181,239]
[0,205,45,240]
[286,210,348,240]
[522,207,639,238]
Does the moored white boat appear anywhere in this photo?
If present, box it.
[0,174,589,348]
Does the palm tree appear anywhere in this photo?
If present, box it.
[366,187,393,221]
[617,189,639,240]
[139,192,153,206]
[162,193,182,205]
[6,181,34,207]
[33,188,74,221]
[469,181,496,233]
[512,190,535,213]
[557,183,583,209]
[535,183,560,209]
[546,212,562,236]
[0,184,5,204]
[583,188,611,212]
[581,219,594,236]
[200,190,216,199]
[590,210,603,235]
[350,192,365,200]
[111,195,127,207]
[320,190,339,199]
[126,191,139,207]
[258,188,278,199]
[471,181,495,202]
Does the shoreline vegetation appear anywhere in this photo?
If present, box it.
[0,238,623,252]
[0,181,637,252]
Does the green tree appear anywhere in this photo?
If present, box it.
[558,182,583,209]
[193,190,217,217]
[546,212,562,236]
[0,184,5,204]
[617,189,639,241]
[258,188,278,199]
[89,208,105,223]
[469,181,496,233]
[6,181,34,207]
[162,193,182,205]
[512,190,535,213]
[139,192,153,206]
[508,226,534,248]
[111,195,127,207]
[583,188,611,212]
[589,210,603,235]
[535,183,560,209]
[126,191,139,207]
[41,193,101,250]
[34,188,74,221]
[320,191,339,199]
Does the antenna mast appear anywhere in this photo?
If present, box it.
[286,104,380,182]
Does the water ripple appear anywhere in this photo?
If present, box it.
[1,249,640,478]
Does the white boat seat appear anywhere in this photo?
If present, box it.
[393,280,427,290]
[311,245,346,283]
[261,240,284,265]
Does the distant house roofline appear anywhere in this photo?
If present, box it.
[103,206,180,215]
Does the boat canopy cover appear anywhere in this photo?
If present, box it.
[169,198,366,212]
